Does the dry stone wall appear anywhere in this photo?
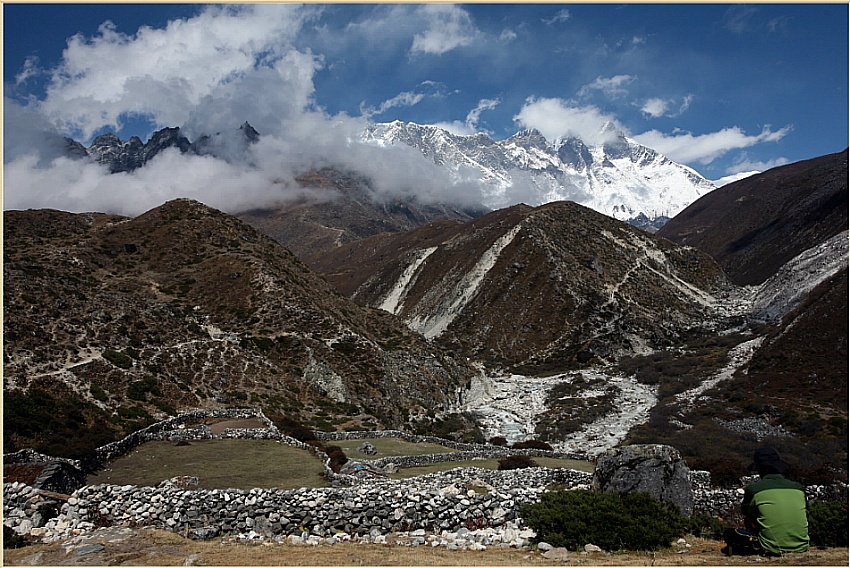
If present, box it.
[4,467,591,546]
[5,408,847,547]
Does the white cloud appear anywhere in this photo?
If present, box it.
[15,56,42,85]
[33,4,320,142]
[633,125,793,164]
[578,75,635,99]
[430,98,500,136]
[640,94,694,118]
[726,154,790,175]
[641,98,670,119]
[513,97,623,144]
[3,4,491,217]
[542,9,571,25]
[500,28,518,42]
[360,91,426,119]
[410,5,479,56]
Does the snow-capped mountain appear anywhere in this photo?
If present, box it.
[362,120,717,229]
[85,123,258,173]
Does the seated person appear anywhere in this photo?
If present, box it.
[723,447,809,555]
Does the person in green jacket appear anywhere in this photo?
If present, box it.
[723,447,810,556]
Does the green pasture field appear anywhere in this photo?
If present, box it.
[331,437,461,459]
[87,438,594,490]
[88,439,329,490]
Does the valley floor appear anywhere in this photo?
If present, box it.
[4,527,847,566]
[463,369,657,456]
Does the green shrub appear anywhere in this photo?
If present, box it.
[519,490,686,551]
[683,513,724,540]
[102,349,133,369]
[3,525,32,549]
[807,501,849,548]
[498,455,538,470]
[512,439,553,451]
[272,415,316,442]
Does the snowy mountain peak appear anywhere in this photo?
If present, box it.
[362,121,716,230]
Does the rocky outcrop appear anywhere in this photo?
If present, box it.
[592,444,694,516]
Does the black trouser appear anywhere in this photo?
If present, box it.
[723,528,763,555]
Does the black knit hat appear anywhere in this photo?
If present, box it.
[748,447,791,474]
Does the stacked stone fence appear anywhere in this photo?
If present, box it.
[4,466,589,545]
[316,430,589,461]
[5,409,848,546]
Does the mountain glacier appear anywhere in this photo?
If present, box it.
[362,120,716,229]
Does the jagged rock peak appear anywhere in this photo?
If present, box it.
[239,121,260,143]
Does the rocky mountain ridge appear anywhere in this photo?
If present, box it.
[3,199,476,458]
[362,120,716,229]
[658,149,848,286]
[85,122,259,173]
[309,200,738,371]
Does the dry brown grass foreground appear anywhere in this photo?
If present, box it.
[3,527,848,566]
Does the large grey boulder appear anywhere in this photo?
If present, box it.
[592,444,693,516]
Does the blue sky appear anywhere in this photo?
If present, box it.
[3,3,848,214]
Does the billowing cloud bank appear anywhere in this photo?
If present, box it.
[4,5,493,216]
[5,4,795,216]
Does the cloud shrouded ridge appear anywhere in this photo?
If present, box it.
[5,4,488,216]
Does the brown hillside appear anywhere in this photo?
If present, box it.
[237,168,485,259]
[657,149,848,286]
[3,199,474,459]
[310,200,735,371]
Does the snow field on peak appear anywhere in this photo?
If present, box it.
[361,121,716,225]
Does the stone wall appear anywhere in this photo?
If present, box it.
[4,467,591,546]
[5,409,847,546]
[317,430,588,460]
[89,408,282,470]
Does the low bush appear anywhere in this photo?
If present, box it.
[489,436,508,446]
[807,501,849,548]
[271,415,316,442]
[498,455,538,470]
[683,513,724,540]
[512,439,553,451]
[519,490,686,551]
[324,445,348,474]
[102,349,133,369]
[3,525,32,549]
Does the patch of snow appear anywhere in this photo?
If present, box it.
[750,230,849,323]
[461,369,657,459]
[712,171,760,187]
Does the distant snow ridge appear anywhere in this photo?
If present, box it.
[362,121,716,227]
